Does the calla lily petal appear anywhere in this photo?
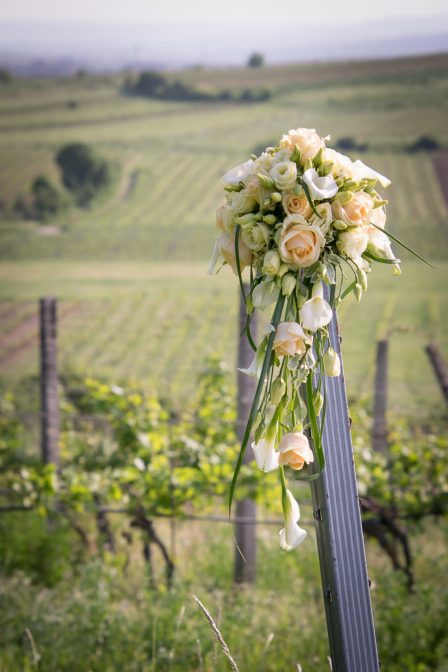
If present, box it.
[302,168,338,200]
[353,160,391,188]
[252,437,279,473]
[279,489,307,551]
[300,283,333,331]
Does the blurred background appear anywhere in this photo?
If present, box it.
[0,1,447,671]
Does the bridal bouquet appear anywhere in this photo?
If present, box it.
[209,128,417,551]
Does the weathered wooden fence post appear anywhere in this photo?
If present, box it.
[425,342,448,404]
[234,286,257,583]
[372,339,388,453]
[40,297,60,467]
[310,302,380,671]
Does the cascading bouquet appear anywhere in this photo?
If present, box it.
[208,128,424,551]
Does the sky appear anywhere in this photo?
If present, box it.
[1,0,447,25]
[0,0,447,68]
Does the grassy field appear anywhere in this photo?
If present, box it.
[0,53,447,416]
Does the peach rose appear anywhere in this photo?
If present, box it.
[220,232,252,274]
[273,322,309,357]
[279,128,325,160]
[333,191,374,226]
[278,432,314,470]
[279,216,325,268]
[282,191,312,218]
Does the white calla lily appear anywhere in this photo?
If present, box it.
[252,280,280,310]
[252,424,279,473]
[302,168,338,200]
[300,282,333,331]
[279,489,307,551]
[222,159,255,187]
[238,337,267,378]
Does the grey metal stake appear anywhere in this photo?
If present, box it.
[40,297,60,467]
[310,311,380,671]
[234,285,257,583]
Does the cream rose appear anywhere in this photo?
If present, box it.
[280,128,325,160]
[279,217,325,268]
[273,322,309,357]
[336,228,369,261]
[241,222,270,252]
[282,191,312,218]
[333,191,374,226]
[270,161,297,191]
[278,432,314,470]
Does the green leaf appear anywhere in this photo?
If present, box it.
[362,250,400,265]
[234,224,248,305]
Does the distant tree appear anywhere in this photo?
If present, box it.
[31,176,62,221]
[133,71,167,97]
[335,137,369,153]
[247,53,264,68]
[56,143,111,207]
[407,136,441,153]
[0,68,12,84]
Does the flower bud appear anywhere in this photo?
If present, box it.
[254,211,263,221]
[281,273,297,296]
[373,198,388,208]
[323,347,341,377]
[271,377,286,405]
[313,391,324,416]
[263,197,271,207]
[312,147,324,168]
[333,219,347,231]
[263,214,277,225]
[354,283,363,302]
[318,161,334,176]
[277,263,290,278]
[302,158,313,171]
[235,213,256,226]
[262,250,281,276]
[357,267,368,291]
[271,191,282,203]
[335,190,353,205]
[257,173,275,189]
[343,179,358,191]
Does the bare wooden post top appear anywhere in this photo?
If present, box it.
[234,285,257,584]
[40,297,60,468]
[310,301,380,671]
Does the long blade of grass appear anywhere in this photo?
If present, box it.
[228,293,285,516]
[370,222,435,269]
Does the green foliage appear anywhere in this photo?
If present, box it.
[0,525,447,671]
[31,175,62,221]
[56,143,111,207]
[248,52,265,68]
[407,135,441,153]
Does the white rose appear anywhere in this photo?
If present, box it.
[270,160,298,191]
[241,222,270,252]
[336,228,369,262]
[280,128,325,160]
[230,189,257,215]
[222,159,254,187]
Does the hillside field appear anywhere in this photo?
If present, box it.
[0,53,447,417]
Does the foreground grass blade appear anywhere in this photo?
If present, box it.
[228,293,285,516]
